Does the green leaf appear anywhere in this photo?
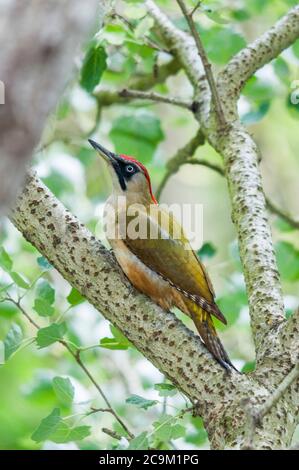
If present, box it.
[99,337,129,350]
[36,280,55,305]
[9,272,30,289]
[276,241,299,281]
[0,247,13,271]
[0,301,19,319]
[292,39,299,59]
[125,3,147,20]
[102,24,128,46]
[0,341,4,365]
[154,383,177,397]
[48,421,70,443]
[52,377,74,406]
[241,361,256,374]
[33,299,55,317]
[203,8,229,25]
[186,416,208,445]
[80,42,107,93]
[68,425,91,442]
[242,76,274,104]
[197,242,216,260]
[37,256,53,270]
[199,25,246,65]
[241,102,270,125]
[100,325,132,350]
[109,111,164,164]
[42,171,74,198]
[231,9,251,21]
[36,323,67,348]
[215,289,247,331]
[153,415,185,442]
[286,309,293,320]
[273,57,289,85]
[275,218,296,233]
[67,288,85,306]
[126,394,158,410]
[185,427,208,445]
[4,323,23,360]
[110,325,131,347]
[128,432,149,450]
[31,408,61,443]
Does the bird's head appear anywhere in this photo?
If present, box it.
[88,139,157,204]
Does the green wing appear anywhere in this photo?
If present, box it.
[123,205,226,324]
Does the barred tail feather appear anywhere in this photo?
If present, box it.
[192,309,238,372]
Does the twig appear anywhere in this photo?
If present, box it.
[102,427,122,441]
[5,294,40,329]
[190,1,202,18]
[157,154,299,231]
[119,88,193,110]
[265,198,299,230]
[176,0,226,127]
[5,296,134,440]
[257,363,299,421]
[187,158,224,176]
[112,11,171,54]
[94,57,180,100]
[243,363,299,449]
[156,129,205,200]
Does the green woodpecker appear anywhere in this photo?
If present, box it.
[89,139,236,371]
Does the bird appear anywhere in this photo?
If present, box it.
[88,139,236,371]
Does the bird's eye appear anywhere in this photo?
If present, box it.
[126,165,135,174]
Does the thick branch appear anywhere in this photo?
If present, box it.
[218,127,285,350]
[10,171,281,449]
[219,5,299,111]
[0,0,101,214]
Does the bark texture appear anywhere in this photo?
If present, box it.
[0,0,101,214]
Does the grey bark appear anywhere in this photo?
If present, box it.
[0,0,101,214]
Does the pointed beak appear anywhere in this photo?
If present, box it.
[88,139,117,164]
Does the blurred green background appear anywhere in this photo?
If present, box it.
[0,0,299,450]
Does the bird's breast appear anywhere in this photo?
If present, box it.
[109,238,187,313]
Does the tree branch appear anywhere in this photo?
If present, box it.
[157,139,299,232]
[0,0,101,215]
[156,129,205,200]
[119,88,193,110]
[265,199,299,230]
[94,57,181,105]
[176,0,226,127]
[218,5,299,111]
